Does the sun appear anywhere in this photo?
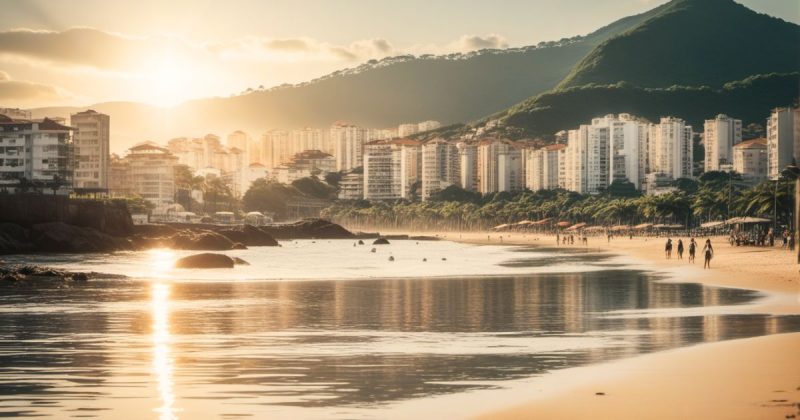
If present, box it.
[147,56,193,107]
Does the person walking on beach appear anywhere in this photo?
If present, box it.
[665,238,673,259]
[688,238,696,263]
[703,239,714,269]
[677,239,684,260]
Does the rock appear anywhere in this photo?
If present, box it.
[262,218,354,239]
[373,238,390,245]
[71,272,89,282]
[171,231,237,251]
[174,253,235,269]
[388,256,395,261]
[423,258,427,262]
[358,240,365,245]
[218,225,279,246]
[29,222,130,253]
[370,248,376,253]
[231,242,247,250]
[0,264,116,284]
[232,257,250,265]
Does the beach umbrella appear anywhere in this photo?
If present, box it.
[556,221,571,228]
[633,223,653,230]
[566,222,587,231]
[700,221,725,229]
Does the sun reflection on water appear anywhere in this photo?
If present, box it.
[152,282,179,419]
[148,249,177,278]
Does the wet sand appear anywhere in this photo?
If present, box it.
[372,229,800,419]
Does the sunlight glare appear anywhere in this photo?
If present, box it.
[152,283,179,420]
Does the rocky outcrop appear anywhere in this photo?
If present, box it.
[29,222,131,253]
[1,264,126,284]
[262,218,354,239]
[373,238,390,245]
[0,195,134,236]
[174,253,235,269]
[218,225,279,246]
[170,230,238,250]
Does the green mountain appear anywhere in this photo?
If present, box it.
[496,0,800,138]
[27,5,665,153]
[560,0,800,89]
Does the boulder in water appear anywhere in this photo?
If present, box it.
[357,240,365,245]
[373,238,390,245]
[171,231,237,251]
[218,225,279,246]
[174,253,235,269]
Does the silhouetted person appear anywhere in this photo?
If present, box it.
[688,238,696,263]
[665,238,673,259]
[703,239,714,269]
[677,239,684,259]
[556,233,560,245]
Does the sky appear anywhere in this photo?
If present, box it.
[0,0,797,108]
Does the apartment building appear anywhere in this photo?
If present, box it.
[766,107,800,179]
[0,115,73,194]
[733,138,768,184]
[704,114,742,172]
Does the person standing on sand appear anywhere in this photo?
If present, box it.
[677,239,684,259]
[556,233,560,245]
[703,239,714,269]
[688,238,696,263]
[665,238,673,259]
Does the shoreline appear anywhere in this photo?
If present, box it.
[369,228,800,419]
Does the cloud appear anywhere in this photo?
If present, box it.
[220,36,395,62]
[263,38,314,52]
[453,34,509,51]
[0,71,70,103]
[0,27,157,70]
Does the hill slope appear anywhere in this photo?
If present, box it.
[496,0,800,138]
[27,5,667,153]
[559,0,800,89]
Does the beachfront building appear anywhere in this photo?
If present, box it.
[704,114,742,172]
[292,127,330,155]
[563,121,610,195]
[396,139,422,199]
[363,140,403,200]
[732,138,768,184]
[766,107,800,179]
[338,172,364,200]
[260,129,291,169]
[421,138,459,200]
[477,139,523,193]
[70,110,110,191]
[0,115,73,194]
[648,117,694,181]
[524,144,565,191]
[330,122,370,172]
[272,149,335,184]
[111,142,179,207]
[457,142,478,191]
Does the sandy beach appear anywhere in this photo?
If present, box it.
[375,229,800,419]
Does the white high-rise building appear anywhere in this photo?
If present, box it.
[397,139,422,199]
[457,142,478,191]
[477,139,522,194]
[421,139,459,200]
[363,140,403,200]
[260,129,291,169]
[330,122,370,172]
[766,107,800,179]
[648,117,694,181]
[704,114,741,172]
[70,110,110,190]
[524,144,565,191]
[563,121,611,195]
[0,116,73,194]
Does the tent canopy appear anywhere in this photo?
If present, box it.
[700,220,725,229]
[556,221,571,228]
[633,223,653,229]
[566,222,587,231]
[726,216,771,224]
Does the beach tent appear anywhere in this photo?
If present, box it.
[533,218,552,225]
[610,225,630,232]
[566,222,587,231]
[726,216,771,225]
[584,226,605,232]
[492,223,510,231]
[633,223,653,230]
[556,221,571,228]
[653,224,683,230]
[515,220,535,226]
[700,221,725,229]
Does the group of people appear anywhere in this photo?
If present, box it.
[665,238,714,268]
[556,233,588,246]
[728,228,795,250]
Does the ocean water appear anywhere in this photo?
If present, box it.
[0,240,797,419]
